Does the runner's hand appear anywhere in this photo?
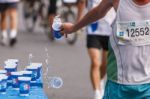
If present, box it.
[61,23,75,38]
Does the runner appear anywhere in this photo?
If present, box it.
[76,0,115,99]
[0,0,19,46]
[61,0,150,98]
[48,0,57,40]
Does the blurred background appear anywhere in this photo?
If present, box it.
[0,0,93,99]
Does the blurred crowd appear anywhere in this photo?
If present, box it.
[0,0,83,46]
[0,0,19,46]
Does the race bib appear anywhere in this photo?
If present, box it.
[117,20,150,46]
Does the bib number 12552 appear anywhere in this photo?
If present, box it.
[117,20,150,46]
[126,27,149,37]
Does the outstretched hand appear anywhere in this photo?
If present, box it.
[61,23,75,38]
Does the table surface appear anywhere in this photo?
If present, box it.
[0,87,48,99]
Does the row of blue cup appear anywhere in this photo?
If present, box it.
[0,59,42,96]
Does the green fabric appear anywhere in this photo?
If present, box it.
[107,41,118,81]
[103,80,150,99]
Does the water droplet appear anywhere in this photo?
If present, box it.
[45,47,48,52]
[28,53,33,65]
[49,77,63,89]
[45,59,48,65]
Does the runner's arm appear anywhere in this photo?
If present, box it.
[76,0,86,22]
[61,0,113,34]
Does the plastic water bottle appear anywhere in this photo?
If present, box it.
[52,16,63,39]
[49,77,63,89]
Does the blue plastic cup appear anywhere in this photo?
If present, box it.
[11,72,23,90]
[90,22,98,32]
[7,59,19,66]
[30,63,42,79]
[21,71,32,77]
[18,77,31,96]
[0,74,8,94]
[5,60,18,69]
[0,70,7,74]
[5,64,17,83]
[26,66,39,82]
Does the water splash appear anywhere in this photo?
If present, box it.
[28,53,33,65]
[45,47,49,74]
[44,59,49,77]
[48,77,63,89]
[45,47,48,53]
[44,47,63,89]
[44,47,50,88]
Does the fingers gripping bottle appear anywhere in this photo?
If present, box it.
[52,16,63,39]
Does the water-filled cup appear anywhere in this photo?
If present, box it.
[0,74,8,94]
[30,63,42,79]
[26,66,38,82]
[7,59,19,65]
[18,77,31,96]
[5,64,17,82]
[0,70,7,74]
[21,71,32,77]
[11,71,23,90]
